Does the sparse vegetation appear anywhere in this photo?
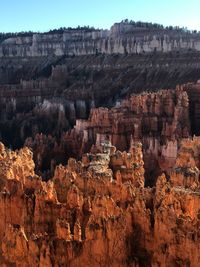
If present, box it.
[0,25,97,43]
[121,19,199,34]
[0,31,35,43]
[1,19,199,44]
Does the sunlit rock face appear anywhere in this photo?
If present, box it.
[0,141,144,266]
[2,21,200,57]
[170,137,200,189]
[1,21,200,266]
[0,140,199,267]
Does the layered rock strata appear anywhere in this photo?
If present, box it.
[2,21,200,57]
[1,22,200,154]
[1,20,200,267]
[1,52,200,152]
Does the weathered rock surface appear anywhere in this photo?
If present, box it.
[170,137,200,189]
[23,82,200,187]
[40,86,189,185]
[0,140,199,266]
[1,24,200,153]
[1,22,200,157]
[1,21,200,266]
[1,51,200,152]
[2,21,200,57]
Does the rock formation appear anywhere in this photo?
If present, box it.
[2,21,200,57]
[0,139,199,266]
[26,85,190,184]
[0,20,200,266]
[17,81,200,187]
[1,43,200,152]
[170,136,200,189]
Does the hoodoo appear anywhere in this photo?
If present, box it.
[0,17,200,266]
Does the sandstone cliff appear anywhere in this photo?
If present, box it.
[1,21,200,57]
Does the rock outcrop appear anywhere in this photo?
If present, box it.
[0,140,199,266]
[1,21,200,57]
[1,22,200,155]
[1,20,200,267]
[170,136,200,189]
[23,82,200,188]
[1,51,200,152]
[44,86,189,185]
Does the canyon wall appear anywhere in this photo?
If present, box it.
[1,21,200,266]
[1,22,200,57]
[3,78,200,186]
[26,86,189,184]
[22,81,200,186]
[2,52,200,152]
[21,81,200,187]
[1,23,200,154]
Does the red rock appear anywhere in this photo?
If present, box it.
[0,140,199,266]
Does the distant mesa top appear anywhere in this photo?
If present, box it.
[1,20,200,57]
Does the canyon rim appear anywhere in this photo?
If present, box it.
[0,16,200,267]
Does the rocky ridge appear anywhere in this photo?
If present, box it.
[1,21,200,57]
